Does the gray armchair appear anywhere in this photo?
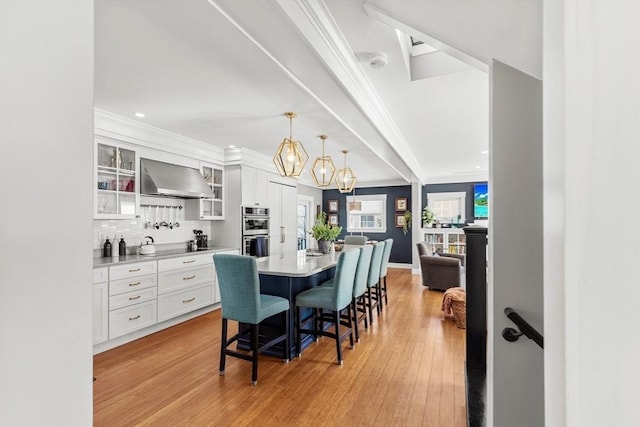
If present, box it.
[416,242,464,291]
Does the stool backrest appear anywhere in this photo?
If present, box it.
[367,241,386,288]
[213,254,260,323]
[332,249,360,309]
[344,235,367,245]
[379,238,394,278]
[353,244,373,298]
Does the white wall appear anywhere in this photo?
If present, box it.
[546,3,640,426]
[0,2,94,425]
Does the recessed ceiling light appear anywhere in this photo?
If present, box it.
[481,150,488,154]
[134,112,145,118]
[228,145,236,148]
[475,165,481,169]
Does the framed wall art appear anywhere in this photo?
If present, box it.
[395,197,408,212]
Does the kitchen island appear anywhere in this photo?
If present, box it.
[239,247,359,357]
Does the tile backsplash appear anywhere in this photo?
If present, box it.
[93,196,213,254]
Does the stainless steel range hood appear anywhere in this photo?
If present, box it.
[140,158,213,199]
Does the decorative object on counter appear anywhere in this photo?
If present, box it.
[310,134,336,186]
[103,237,112,258]
[422,205,435,228]
[273,111,308,178]
[118,236,126,256]
[139,236,156,255]
[402,211,412,235]
[311,212,342,254]
[335,150,357,193]
[193,229,208,250]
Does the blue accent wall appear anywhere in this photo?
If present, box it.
[423,181,488,223]
[322,185,412,264]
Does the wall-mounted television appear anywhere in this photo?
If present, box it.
[474,183,488,219]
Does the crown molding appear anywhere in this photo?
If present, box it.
[94,109,224,164]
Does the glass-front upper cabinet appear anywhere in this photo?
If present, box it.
[95,141,138,218]
[186,162,224,220]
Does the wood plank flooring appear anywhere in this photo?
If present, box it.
[93,269,466,426]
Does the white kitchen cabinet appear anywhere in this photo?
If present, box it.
[95,139,139,219]
[107,260,158,340]
[241,166,269,207]
[92,267,108,345]
[268,181,298,255]
[185,162,224,220]
[157,254,214,322]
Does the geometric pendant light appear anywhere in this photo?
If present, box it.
[310,134,336,187]
[335,149,357,193]
[273,112,309,178]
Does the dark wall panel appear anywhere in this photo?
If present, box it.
[423,181,488,223]
[322,185,412,264]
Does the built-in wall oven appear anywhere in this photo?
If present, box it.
[242,206,270,257]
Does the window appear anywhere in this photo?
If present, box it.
[346,194,387,233]
[427,192,466,223]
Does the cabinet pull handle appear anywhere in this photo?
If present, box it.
[128,268,141,272]
[281,226,285,243]
[183,259,196,264]
[182,297,196,303]
[129,295,141,300]
[128,315,141,321]
[183,275,196,280]
[129,281,141,287]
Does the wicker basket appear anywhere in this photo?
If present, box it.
[451,299,466,329]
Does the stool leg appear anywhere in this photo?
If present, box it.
[367,287,374,325]
[351,298,359,343]
[347,304,354,349]
[383,276,388,305]
[296,306,302,358]
[251,323,259,386]
[333,310,343,365]
[219,317,227,375]
[284,309,290,362]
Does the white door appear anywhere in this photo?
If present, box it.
[268,181,297,255]
[488,60,544,426]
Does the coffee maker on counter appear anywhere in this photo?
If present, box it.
[193,229,208,250]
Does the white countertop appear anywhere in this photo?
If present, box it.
[255,246,360,277]
[93,246,237,268]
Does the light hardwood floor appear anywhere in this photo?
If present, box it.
[93,269,466,426]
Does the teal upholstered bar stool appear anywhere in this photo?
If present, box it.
[320,245,373,342]
[344,235,367,245]
[213,254,290,385]
[295,249,360,364]
[379,238,394,308]
[365,241,386,324]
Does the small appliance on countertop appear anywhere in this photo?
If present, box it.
[139,235,156,255]
[193,229,208,250]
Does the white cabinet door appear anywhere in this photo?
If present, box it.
[92,282,108,345]
[268,181,297,255]
[241,166,269,207]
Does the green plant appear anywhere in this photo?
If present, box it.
[421,206,434,226]
[311,212,342,241]
[402,210,412,235]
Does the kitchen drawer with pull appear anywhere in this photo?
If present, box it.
[157,254,212,272]
[109,274,157,296]
[109,286,158,311]
[158,266,212,293]
[108,300,157,340]
[157,283,213,322]
[109,261,157,281]
[93,267,108,284]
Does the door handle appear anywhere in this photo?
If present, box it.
[281,226,285,243]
